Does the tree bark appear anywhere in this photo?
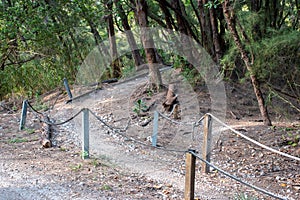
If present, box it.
[157,0,199,43]
[106,1,122,78]
[136,0,162,90]
[208,6,222,62]
[115,0,144,69]
[172,0,195,70]
[222,0,272,126]
[198,0,214,57]
[197,0,225,62]
[158,1,177,30]
[163,84,177,111]
[250,0,262,12]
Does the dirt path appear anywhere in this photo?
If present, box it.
[58,71,230,199]
[1,70,299,199]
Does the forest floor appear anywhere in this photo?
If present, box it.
[0,70,300,199]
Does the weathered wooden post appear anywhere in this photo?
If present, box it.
[82,108,89,159]
[19,100,28,130]
[184,149,196,200]
[202,114,212,173]
[152,111,159,147]
[63,78,73,100]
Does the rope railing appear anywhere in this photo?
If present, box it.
[188,150,287,200]
[27,101,84,126]
[20,100,297,199]
[23,99,300,162]
[25,101,166,151]
[206,113,300,162]
[26,98,300,162]
[89,108,186,153]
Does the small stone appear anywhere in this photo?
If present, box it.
[78,182,85,186]
[293,185,300,191]
[273,166,281,172]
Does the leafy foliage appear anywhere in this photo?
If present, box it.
[133,99,147,116]
[253,31,300,89]
[0,0,102,99]
[0,0,299,117]
[9,137,28,143]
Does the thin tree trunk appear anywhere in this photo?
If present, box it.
[136,0,162,90]
[198,0,214,57]
[158,1,182,62]
[172,0,195,70]
[157,0,200,43]
[208,6,222,62]
[87,20,112,78]
[222,0,272,126]
[69,29,84,62]
[158,1,177,30]
[106,1,122,78]
[115,0,144,69]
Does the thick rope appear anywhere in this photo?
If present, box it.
[27,101,44,115]
[189,150,287,200]
[207,113,300,162]
[27,101,84,126]
[47,109,84,126]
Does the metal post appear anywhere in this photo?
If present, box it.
[202,114,212,173]
[19,100,28,130]
[82,108,89,159]
[63,78,73,100]
[152,111,159,147]
[184,150,196,200]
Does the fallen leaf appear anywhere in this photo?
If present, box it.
[280,183,287,187]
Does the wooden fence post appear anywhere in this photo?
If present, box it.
[184,150,196,200]
[82,108,89,159]
[63,78,73,100]
[202,114,212,173]
[19,100,28,131]
[152,111,159,147]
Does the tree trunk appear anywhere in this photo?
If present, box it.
[163,84,177,111]
[172,0,195,70]
[115,0,143,69]
[136,0,162,90]
[87,20,111,78]
[158,0,199,43]
[250,0,262,12]
[222,0,272,126]
[158,1,177,30]
[198,0,214,57]
[197,0,225,62]
[208,6,222,62]
[106,1,122,78]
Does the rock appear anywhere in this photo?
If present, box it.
[272,166,281,172]
[78,182,85,186]
[139,118,152,127]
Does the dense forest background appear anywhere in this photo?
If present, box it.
[0,0,299,124]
